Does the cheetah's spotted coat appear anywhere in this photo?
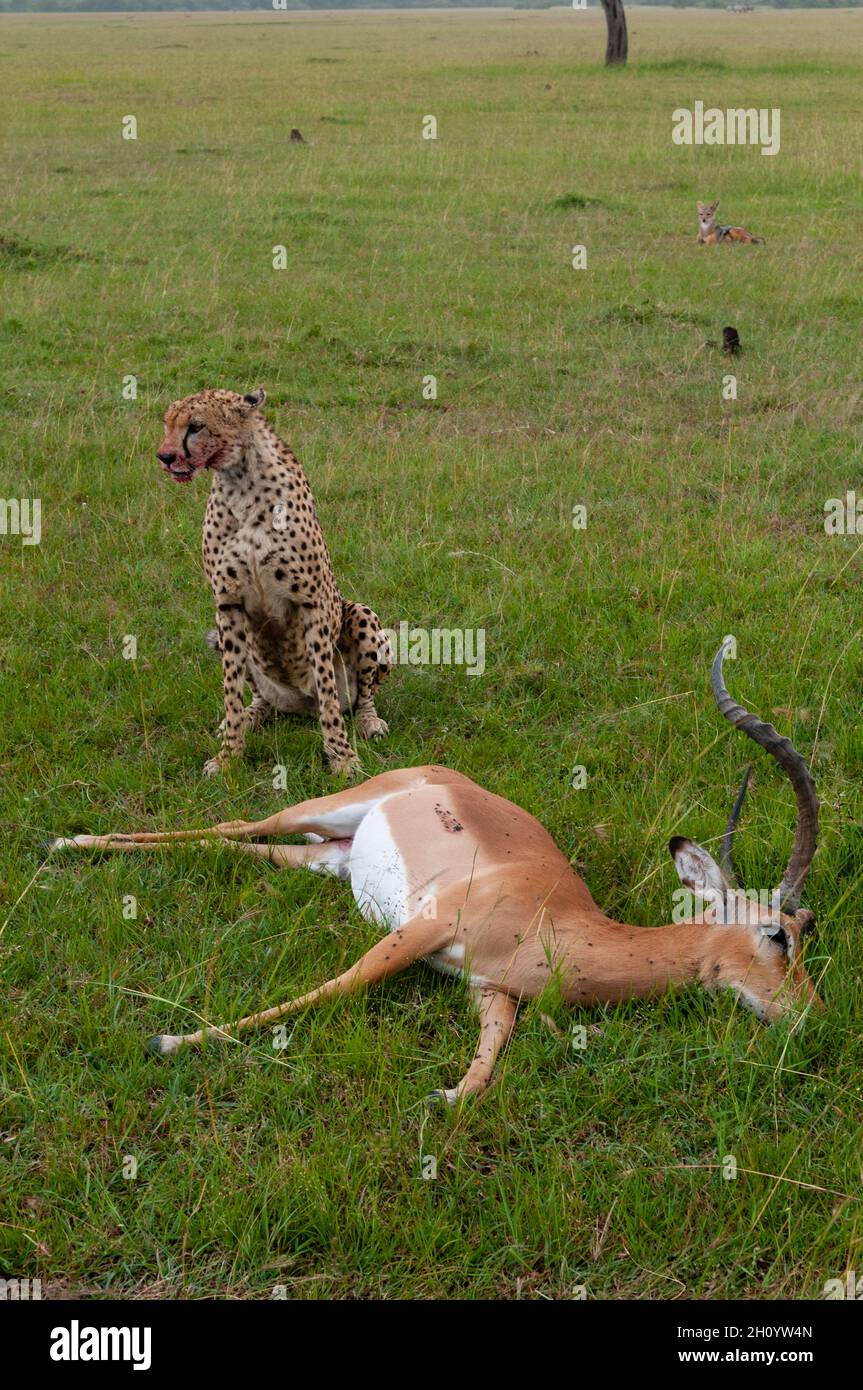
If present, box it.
[157,388,391,777]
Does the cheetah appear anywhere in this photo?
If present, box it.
[157,387,391,777]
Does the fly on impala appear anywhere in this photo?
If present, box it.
[54,639,821,1104]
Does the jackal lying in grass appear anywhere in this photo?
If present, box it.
[696,199,764,245]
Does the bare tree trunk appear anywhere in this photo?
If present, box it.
[600,0,628,67]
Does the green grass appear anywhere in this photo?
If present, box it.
[1,7,862,1300]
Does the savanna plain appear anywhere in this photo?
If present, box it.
[1,6,862,1299]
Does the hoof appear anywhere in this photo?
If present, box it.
[44,834,106,853]
[147,1034,180,1057]
[43,835,83,853]
[426,1088,457,1109]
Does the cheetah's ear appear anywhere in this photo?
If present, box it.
[242,388,266,410]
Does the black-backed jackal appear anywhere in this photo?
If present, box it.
[696,199,764,245]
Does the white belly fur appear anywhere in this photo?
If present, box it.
[350,800,409,929]
[349,804,473,982]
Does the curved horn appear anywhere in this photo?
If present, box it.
[720,763,751,883]
[711,637,818,911]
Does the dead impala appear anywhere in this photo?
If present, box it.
[55,639,821,1104]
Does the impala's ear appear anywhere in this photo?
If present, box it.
[669,836,731,918]
[242,387,266,410]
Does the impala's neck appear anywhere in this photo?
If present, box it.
[621,918,725,985]
[555,910,763,1011]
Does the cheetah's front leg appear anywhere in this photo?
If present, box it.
[341,601,390,741]
[215,692,271,740]
[303,609,361,778]
[205,600,249,776]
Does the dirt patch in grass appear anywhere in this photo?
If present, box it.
[0,234,87,269]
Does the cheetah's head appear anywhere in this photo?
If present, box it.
[157,388,267,483]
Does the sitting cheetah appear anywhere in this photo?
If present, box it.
[157,387,391,777]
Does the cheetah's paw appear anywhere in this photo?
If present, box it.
[358,714,389,740]
[203,751,239,777]
[328,752,363,779]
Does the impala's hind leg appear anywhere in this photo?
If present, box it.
[210,838,352,877]
[48,833,349,876]
[151,915,452,1056]
[429,988,518,1107]
[50,822,281,852]
[51,768,429,853]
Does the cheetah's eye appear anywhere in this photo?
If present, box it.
[187,420,205,434]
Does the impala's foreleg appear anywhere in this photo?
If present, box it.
[429,988,519,1108]
[150,916,453,1056]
